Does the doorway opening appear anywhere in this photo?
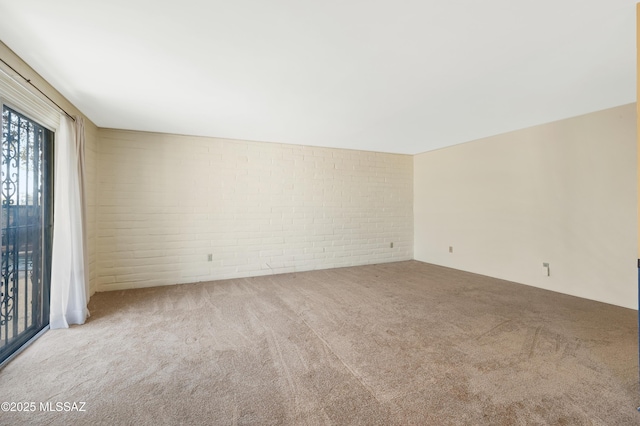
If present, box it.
[0,104,53,366]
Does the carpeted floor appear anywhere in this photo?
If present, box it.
[0,260,638,425]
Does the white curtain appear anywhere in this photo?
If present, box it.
[49,114,89,329]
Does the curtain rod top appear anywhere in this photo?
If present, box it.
[0,57,76,122]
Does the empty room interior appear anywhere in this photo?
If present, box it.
[0,1,639,424]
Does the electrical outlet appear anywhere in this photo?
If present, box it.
[542,262,550,276]
[207,254,213,262]
[390,242,394,248]
[449,246,453,253]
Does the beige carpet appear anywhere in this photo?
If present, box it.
[0,260,638,425]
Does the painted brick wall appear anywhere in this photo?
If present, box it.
[84,122,99,295]
[96,130,413,291]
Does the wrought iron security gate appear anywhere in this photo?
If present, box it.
[0,105,53,366]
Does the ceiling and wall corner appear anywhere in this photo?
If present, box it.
[0,0,636,155]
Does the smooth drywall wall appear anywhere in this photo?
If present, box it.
[0,42,100,296]
[96,130,413,291]
[414,103,637,309]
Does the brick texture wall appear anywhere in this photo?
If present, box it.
[84,122,99,295]
[96,130,413,291]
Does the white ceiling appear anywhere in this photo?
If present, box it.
[0,1,636,154]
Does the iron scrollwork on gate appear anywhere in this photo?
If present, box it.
[0,105,44,350]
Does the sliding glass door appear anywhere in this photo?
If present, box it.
[0,105,53,366]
